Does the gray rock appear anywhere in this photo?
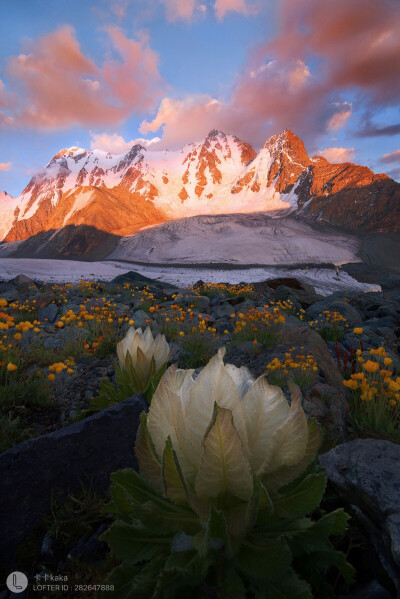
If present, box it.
[61,303,81,316]
[279,324,345,392]
[59,325,86,346]
[11,274,38,294]
[38,302,59,323]
[304,383,348,438]
[306,299,363,327]
[0,289,19,302]
[275,285,323,308]
[320,439,400,590]
[0,395,147,562]
[336,580,392,599]
[43,335,63,350]
[111,270,173,289]
[131,309,152,329]
[212,304,234,319]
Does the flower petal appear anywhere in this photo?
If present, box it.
[186,349,242,469]
[195,406,253,501]
[148,364,196,482]
[260,383,308,475]
[242,375,290,474]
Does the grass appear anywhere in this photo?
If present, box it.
[318,325,344,342]
[3,484,116,599]
[12,309,38,324]
[180,335,215,369]
[0,371,56,453]
[230,323,278,347]
[0,414,36,453]
[349,393,400,443]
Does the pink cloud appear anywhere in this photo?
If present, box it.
[90,132,160,153]
[319,147,355,163]
[142,0,400,150]
[0,162,12,171]
[381,149,400,164]
[161,0,200,22]
[214,0,259,20]
[5,26,165,129]
[267,0,400,106]
[140,95,245,147]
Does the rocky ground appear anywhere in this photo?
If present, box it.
[0,270,399,598]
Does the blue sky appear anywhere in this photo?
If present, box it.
[1,0,400,196]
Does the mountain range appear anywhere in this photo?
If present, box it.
[0,129,399,260]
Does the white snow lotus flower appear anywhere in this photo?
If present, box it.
[135,347,321,515]
[116,326,170,396]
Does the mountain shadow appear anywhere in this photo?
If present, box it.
[4,225,122,261]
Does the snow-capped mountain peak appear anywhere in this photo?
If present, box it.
[2,129,398,252]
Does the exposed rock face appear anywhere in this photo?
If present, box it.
[2,129,399,257]
[5,185,165,244]
[0,395,147,562]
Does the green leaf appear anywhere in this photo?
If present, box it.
[100,521,170,564]
[235,536,291,581]
[195,405,253,501]
[102,562,139,599]
[295,549,355,591]
[201,506,231,557]
[289,509,350,557]
[110,469,200,534]
[220,567,246,599]
[109,481,135,521]
[254,479,274,528]
[164,549,210,585]
[135,412,162,491]
[272,471,326,520]
[162,437,190,505]
[265,568,313,599]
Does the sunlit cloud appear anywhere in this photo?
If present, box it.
[319,147,355,163]
[380,149,400,164]
[0,162,12,171]
[214,0,259,20]
[4,25,165,129]
[90,132,161,154]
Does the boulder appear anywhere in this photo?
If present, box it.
[11,274,38,294]
[38,302,59,323]
[275,284,323,308]
[279,323,345,392]
[111,270,175,290]
[131,309,152,329]
[306,299,363,327]
[304,383,348,439]
[0,395,147,563]
[319,439,400,590]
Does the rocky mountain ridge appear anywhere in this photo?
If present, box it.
[1,129,399,258]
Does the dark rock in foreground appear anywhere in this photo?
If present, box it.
[320,439,400,591]
[0,395,147,563]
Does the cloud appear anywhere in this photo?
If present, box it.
[328,102,352,130]
[90,132,161,153]
[160,0,206,22]
[386,165,400,181]
[0,162,12,171]
[143,0,400,150]
[5,25,165,129]
[139,95,246,148]
[357,121,400,137]
[380,149,400,164]
[268,0,400,107]
[319,147,355,163]
[214,0,259,20]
